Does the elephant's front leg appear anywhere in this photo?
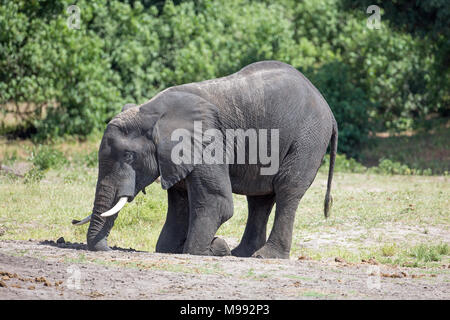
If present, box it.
[155,187,189,253]
[183,165,233,256]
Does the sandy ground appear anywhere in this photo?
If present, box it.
[0,239,448,300]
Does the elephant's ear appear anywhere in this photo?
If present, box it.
[152,91,218,190]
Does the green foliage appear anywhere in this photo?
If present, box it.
[321,154,366,174]
[337,1,449,126]
[307,62,370,158]
[1,0,448,153]
[408,243,449,263]
[23,167,45,184]
[321,154,437,176]
[0,0,123,140]
[377,159,412,176]
[29,145,67,170]
[368,159,433,176]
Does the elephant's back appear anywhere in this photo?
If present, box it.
[176,61,331,128]
[172,61,334,156]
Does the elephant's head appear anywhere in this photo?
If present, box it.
[72,90,218,251]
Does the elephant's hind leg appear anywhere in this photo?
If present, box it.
[231,194,275,257]
[252,190,302,259]
[253,146,322,259]
[155,187,189,253]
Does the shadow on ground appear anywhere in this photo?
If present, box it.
[39,239,144,253]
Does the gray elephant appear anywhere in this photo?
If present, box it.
[72,61,337,259]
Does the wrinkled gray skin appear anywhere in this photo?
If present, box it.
[86,61,337,259]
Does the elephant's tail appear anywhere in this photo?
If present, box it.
[324,119,338,219]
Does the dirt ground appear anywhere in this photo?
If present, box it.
[0,240,448,300]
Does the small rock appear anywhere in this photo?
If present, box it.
[381,272,406,278]
[362,258,378,265]
[57,237,65,244]
[0,280,7,288]
[335,257,345,263]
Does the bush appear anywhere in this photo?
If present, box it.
[0,0,123,140]
[320,154,437,176]
[307,62,371,158]
[321,154,367,173]
[368,159,433,176]
[23,167,45,184]
[1,0,448,141]
[29,145,67,170]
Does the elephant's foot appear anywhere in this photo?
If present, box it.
[87,237,112,251]
[252,243,289,259]
[209,237,231,256]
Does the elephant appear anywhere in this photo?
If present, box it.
[72,60,338,259]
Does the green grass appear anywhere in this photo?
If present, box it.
[408,243,449,263]
[0,133,449,269]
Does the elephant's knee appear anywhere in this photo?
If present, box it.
[218,197,234,224]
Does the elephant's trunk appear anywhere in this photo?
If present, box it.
[87,179,118,251]
[86,163,136,251]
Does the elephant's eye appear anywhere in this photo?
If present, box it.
[123,151,135,163]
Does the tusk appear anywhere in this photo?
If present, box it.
[100,197,128,217]
[72,214,91,226]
